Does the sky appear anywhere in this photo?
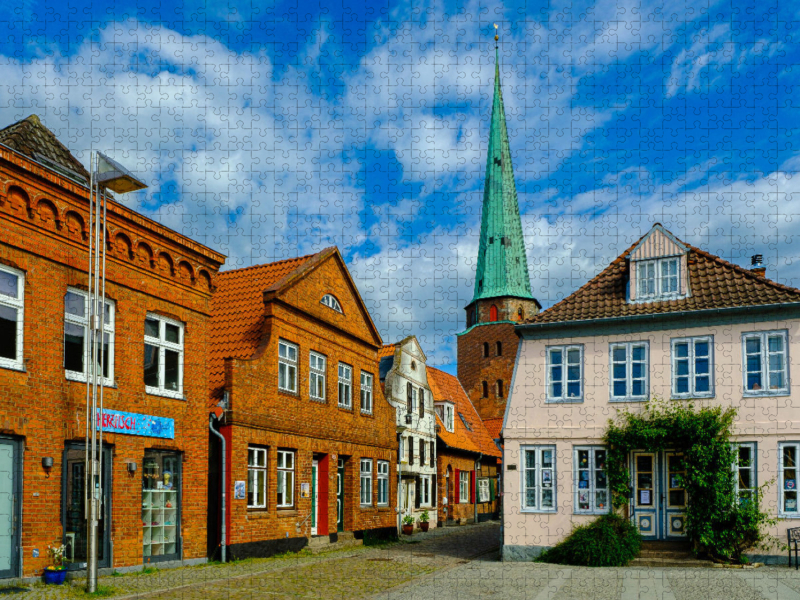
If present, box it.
[0,0,798,373]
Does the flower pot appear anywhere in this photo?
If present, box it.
[402,524,414,535]
[44,567,67,585]
[420,522,429,532]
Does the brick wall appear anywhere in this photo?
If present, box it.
[436,451,499,524]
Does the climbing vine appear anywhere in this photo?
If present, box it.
[602,397,776,563]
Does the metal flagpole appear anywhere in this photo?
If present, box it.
[85,150,96,593]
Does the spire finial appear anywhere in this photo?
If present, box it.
[494,23,499,48]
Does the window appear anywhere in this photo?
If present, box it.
[482,342,489,357]
[610,342,648,402]
[321,294,342,313]
[64,289,115,383]
[743,331,789,395]
[496,341,502,356]
[522,446,556,511]
[420,475,432,506]
[444,404,454,432]
[478,478,490,502]
[144,314,184,397]
[547,345,582,401]
[0,265,23,370]
[734,443,756,504]
[429,441,435,468]
[419,439,425,466]
[574,447,609,514]
[278,340,298,393]
[418,387,424,418]
[247,447,267,509]
[360,458,372,506]
[780,443,800,516]
[636,257,680,300]
[489,305,498,321]
[377,460,389,506]
[142,450,181,560]
[360,371,373,413]
[309,351,326,401]
[406,382,413,414]
[276,450,294,508]
[338,363,352,408]
[481,381,488,398]
[408,436,414,464]
[672,336,713,398]
[459,471,470,503]
[496,379,504,399]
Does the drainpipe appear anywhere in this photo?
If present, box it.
[474,453,482,525]
[209,413,226,563]
[396,431,403,535]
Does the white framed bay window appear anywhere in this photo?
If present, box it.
[521,446,556,512]
[743,330,789,396]
[64,288,115,384]
[574,447,609,514]
[144,314,183,398]
[0,264,24,370]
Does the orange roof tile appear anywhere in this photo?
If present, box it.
[527,229,800,324]
[378,344,396,358]
[426,366,501,458]
[483,418,503,441]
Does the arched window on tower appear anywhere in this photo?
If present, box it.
[497,380,504,399]
[481,381,488,398]
[496,341,502,356]
[489,305,498,322]
[482,342,489,358]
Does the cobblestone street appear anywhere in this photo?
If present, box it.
[9,522,800,600]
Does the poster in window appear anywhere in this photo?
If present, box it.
[787,498,798,511]
[579,480,588,489]
[234,480,246,500]
[670,475,681,489]
[542,470,552,485]
[639,489,651,505]
[786,479,796,490]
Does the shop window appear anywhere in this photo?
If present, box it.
[743,330,789,396]
[360,371,373,414]
[277,450,295,508]
[309,351,326,401]
[64,289,115,384]
[247,447,267,509]
[338,363,352,408]
[0,264,24,370]
[377,460,389,506]
[142,450,181,561]
[574,447,609,514]
[521,446,556,512]
[672,336,713,398]
[360,458,373,506]
[144,314,184,398]
[278,340,298,393]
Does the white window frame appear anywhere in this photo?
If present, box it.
[63,288,115,385]
[338,363,352,408]
[459,471,470,504]
[309,351,326,401]
[742,330,790,396]
[478,478,490,503]
[278,340,298,393]
[420,475,432,507]
[609,341,649,402]
[573,447,610,515]
[321,294,343,313]
[671,336,714,398]
[636,257,680,301]
[276,450,295,508]
[779,442,800,518]
[733,442,756,505]
[546,345,583,402]
[521,445,557,513]
[377,460,389,506]
[0,264,24,371]
[144,313,184,399]
[360,371,373,414]
[360,458,373,506]
[247,446,268,509]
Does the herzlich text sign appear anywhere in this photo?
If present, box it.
[96,409,175,439]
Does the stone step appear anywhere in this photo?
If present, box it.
[337,531,355,542]
[640,541,691,552]
[631,557,712,568]
[307,535,363,555]
[638,550,693,559]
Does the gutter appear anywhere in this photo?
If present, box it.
[209,413,226,563]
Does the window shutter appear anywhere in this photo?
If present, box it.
[432,474,437,507]
[419,439,424,466]
[406,382,412,413]
[418,388,424,417]
[489,478,496,501]
[470,471,476,504]
[430,442,435,468]
[409,436,414,465]
[454,469,460,504]
[415,476,421,509]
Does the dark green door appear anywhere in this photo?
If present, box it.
[337,459,344,532]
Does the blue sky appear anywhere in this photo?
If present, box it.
[1,0,798,372]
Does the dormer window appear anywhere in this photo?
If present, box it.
[321,294,342,313]
[435,401,455,433]
[636,257,679,300]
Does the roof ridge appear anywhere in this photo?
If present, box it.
[218,250,322,277]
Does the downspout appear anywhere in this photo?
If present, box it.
[474,452,482,525]
[396,431,402,535]
[209,414,226,563]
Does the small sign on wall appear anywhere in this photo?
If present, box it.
[300,483,310,498]
[234,481,246,500]
[506,464,517,471]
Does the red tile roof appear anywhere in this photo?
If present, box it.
[483,418,504,441]
[378,344,396,358]
[426,366,501,458]
[527,229,800,324]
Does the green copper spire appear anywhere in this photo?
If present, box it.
[470,44,534,305]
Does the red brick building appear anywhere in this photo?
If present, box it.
[208,248,397,559]
[427,367,501,526]
[0,116,225,581]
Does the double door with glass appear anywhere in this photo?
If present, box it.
[631,451,687,540]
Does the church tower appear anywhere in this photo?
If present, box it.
[457,37,540,427]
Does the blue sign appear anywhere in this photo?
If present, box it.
[96,409,174,439]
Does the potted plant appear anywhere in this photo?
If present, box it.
[402,515,414,535]
[419,510,430,532]
[43,542,67,585]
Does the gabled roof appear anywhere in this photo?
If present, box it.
[378,343,396,358]
[426,366,501,458]
[525,225,800,324]
[483,417,504,441]
[0,115,90,183]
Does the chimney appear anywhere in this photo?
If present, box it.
[751,255,766,277]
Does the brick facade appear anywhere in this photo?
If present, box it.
[436,452,499,525]
[0,127,224,580]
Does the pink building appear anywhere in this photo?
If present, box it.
[502,224,800,563]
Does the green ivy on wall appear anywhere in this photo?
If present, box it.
[603,397,777,563]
